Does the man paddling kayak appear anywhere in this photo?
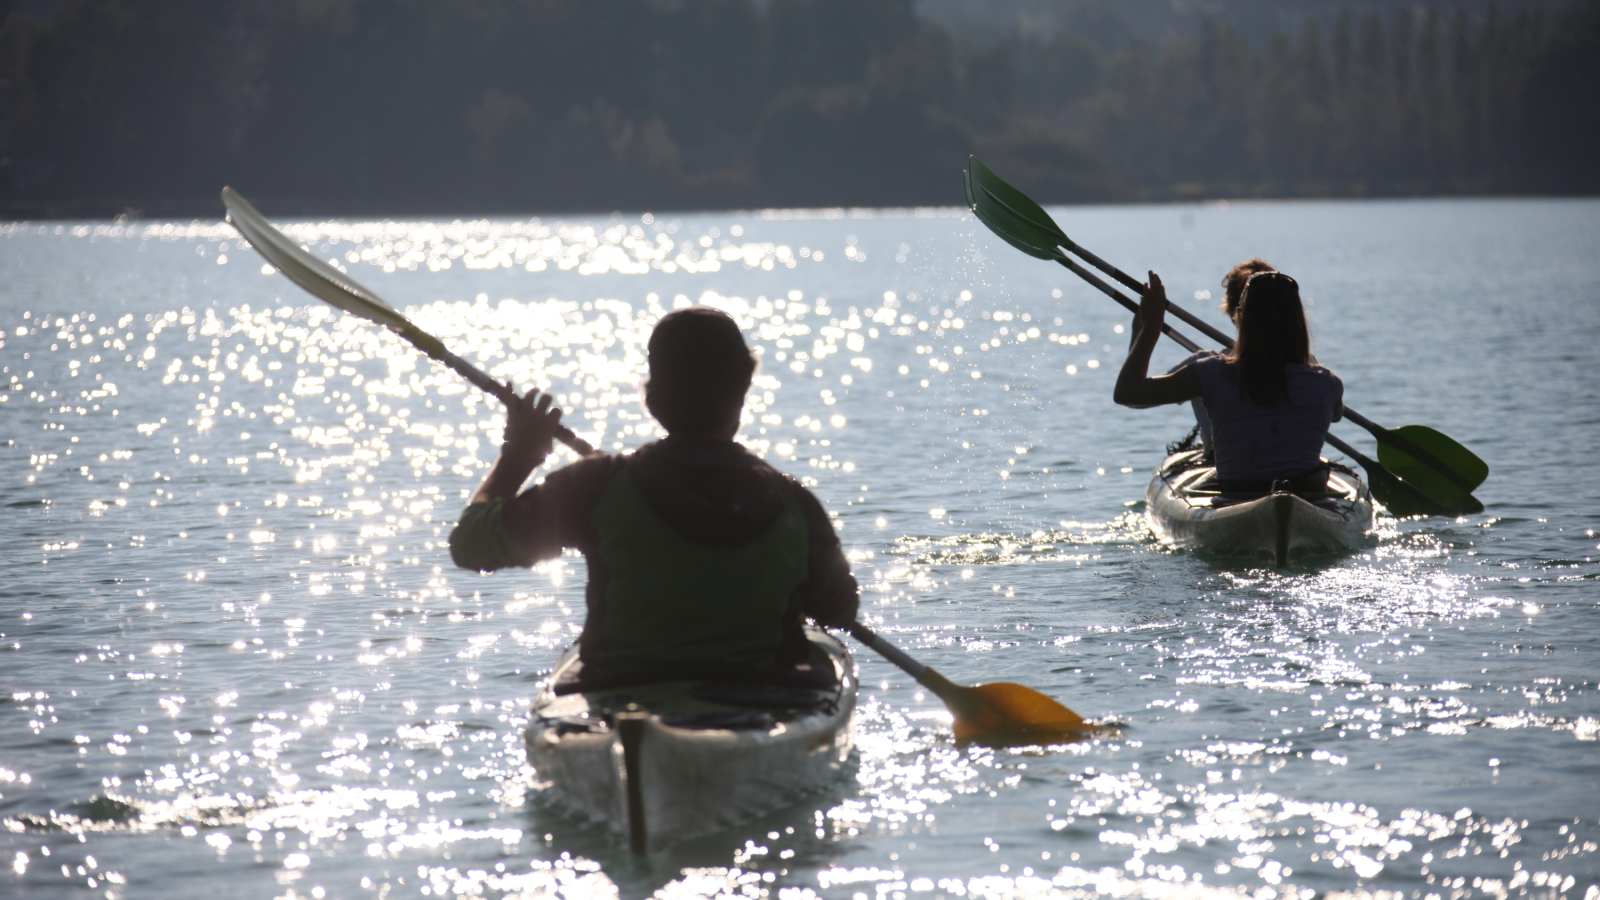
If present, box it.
[449,307,859,688]
[1114,269,1344,495]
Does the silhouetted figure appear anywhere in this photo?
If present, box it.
[450,308,858,688]
[1114,270,1343,494]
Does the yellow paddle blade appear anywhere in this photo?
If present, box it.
[954,682,1096,741]
[919,666,1101,742]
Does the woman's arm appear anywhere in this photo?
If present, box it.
[1113,272,1203,408]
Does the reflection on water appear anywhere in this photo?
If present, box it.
[2,201,1598,899]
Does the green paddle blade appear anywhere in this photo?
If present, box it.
[966,172,1059,261]
[965,159,1067,258]
[1374,425,1488,510]
[967,156,1070,244]
[1357,455,1466,517]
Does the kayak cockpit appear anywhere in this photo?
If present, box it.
[525,628,856,853]
[1146,449,1375,565]
[1159,451,1366,513]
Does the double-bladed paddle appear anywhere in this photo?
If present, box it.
[223,187,1100,744]
[963,157,1487,517]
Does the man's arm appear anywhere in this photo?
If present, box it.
[792,487,859,627]
[450,384,566,572]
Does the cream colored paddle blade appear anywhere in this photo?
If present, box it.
[221,186,412,333]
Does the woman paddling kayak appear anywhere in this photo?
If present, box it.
[448,307,859,689]
[1114,269,1344,495]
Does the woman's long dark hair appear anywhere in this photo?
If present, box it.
[1225,271,1311,407]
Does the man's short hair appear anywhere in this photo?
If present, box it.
[645,307,757,433]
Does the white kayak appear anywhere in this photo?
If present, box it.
[525,627,855,852]
[1145,449,1374,565]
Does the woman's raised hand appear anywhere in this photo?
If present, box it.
[1138,271,1169,338]
[1114,271,1202,408]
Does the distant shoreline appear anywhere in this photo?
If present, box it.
[5,189,1598,224]
[3,0,1594,221]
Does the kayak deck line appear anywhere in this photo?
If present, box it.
[526,628,856,853]
[1272,493,1295,567]
[1146,449,1375,565]
[615,710,649,854]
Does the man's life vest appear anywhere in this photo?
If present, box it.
[585,467,808,673]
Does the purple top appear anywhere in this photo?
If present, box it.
[1188,351,1344,482]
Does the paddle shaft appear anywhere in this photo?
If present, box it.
[1065,241,1236,346]
[1052,253,1204,351]
[847,622,927,680]
[395,324,596,456]
[846,622,980,722]
[1322,432,1374,468]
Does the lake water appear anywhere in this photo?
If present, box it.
[2,197,1597,900]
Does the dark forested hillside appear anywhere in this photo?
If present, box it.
[0,0,1595,217]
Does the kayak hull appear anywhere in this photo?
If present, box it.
[1145,450,1374,565]
[525,628,855,852]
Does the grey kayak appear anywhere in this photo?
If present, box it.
[1145,450,1375,565]
[525,627,856,852]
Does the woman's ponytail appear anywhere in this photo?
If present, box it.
[1227,271,1310,407]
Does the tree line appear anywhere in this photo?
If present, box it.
[0,0,1595,218]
